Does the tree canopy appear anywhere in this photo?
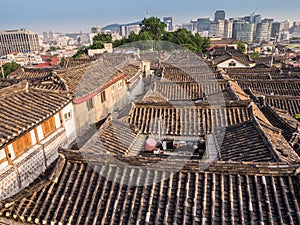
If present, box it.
[140,17,166,40]
[1,62,20,78]
[74,17,210,57]
[237,41,246,53]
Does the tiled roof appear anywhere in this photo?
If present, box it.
[225,67,281,80]
[154,80,228,101]
[0,81,71,148]
[215,121,275,162]
[128,101,252,135]
[238,80,300,96]
[1,151,300,225]
[54,65,91,96]
[81,118,145,157]
[260,106,297,142]
[63,57,98,69]
[264,95,300,117]
[16,68,52,79]
[212,53,252,66]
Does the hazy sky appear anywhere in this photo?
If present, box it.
[1,0,300,34]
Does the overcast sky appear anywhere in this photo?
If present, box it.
[1,0,300,34]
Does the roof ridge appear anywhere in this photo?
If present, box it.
[0,80,28,98]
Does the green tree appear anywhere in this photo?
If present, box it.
[162,28,210,53]
[237,41,246,53]
[140,17,166,40]
[91,33,112,49]
[249,52,260,59]
[1,62,20,78]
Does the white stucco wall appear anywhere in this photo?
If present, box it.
[30,130,37,145]
[54,113,61,129]
[7,144,15,160]
[217,59,248,68]
[36,125,44,141]
[62,102,77,146]
[0,148,8,170]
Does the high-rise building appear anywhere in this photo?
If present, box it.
[214,10,226,21]
[251,15,262,24]
[91,27,101,34]
[232,19,255,43]
[163,17,173,32]
[0,29,40,56]
[237,22,255,43]
[224,19,233,38]
[209,20,225,38]
[232,20,244,40]
[190,20,198,33]
[280,20,292,32]
[197,18,210,32]
[255,21,272,43]
[271,22,281,38]
[120,25,141,38]
[182,23,193,32]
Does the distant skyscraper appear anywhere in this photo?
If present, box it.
[232,19,254,42]
[182,23,193,32]
[163,17,173,32]
[0,29,40,56]
[224,20,233,39]
[197,18,210,32]
[190,20,198,33]
[255,21,272,43]
[120,25,141,37]
[280,20,292,32]
[251,15,262,24]
[91,27,101,34]
[271,22,281,38]
[214,10,226,21]
[209,20,225,38]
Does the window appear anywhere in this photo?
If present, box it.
[117,80,123,90]
[111,84,116,93]
[86,98,94,111]
[101,91,106,103]
[42,116,56,138]
[228,61,236,67]
[64,111,72,121]
[12,132,33,157]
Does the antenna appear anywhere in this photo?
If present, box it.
[145,0,150,18]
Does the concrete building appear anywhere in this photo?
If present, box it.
[209,20,225,38]
[214,10,226,21]
[0,29,40,56]
[190,20,198,33]
[255,21,272,43]
[182,23,193,32]
[91,27,101,34]
[120,24,141,38]
[197,18,211,32]
[163,17,174,32]
[271,22,281,38]
[224,19,233,39]
[237,22,255,43]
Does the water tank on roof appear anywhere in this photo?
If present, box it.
[145,138,157,151]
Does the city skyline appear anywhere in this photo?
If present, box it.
[1,0,300,34]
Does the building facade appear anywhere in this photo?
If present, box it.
[163,17,174,32]
[214,10,226,21]
[255,21,272,43]
[0,29,40,56]
[197,18,211,33]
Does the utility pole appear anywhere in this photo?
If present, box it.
[270,31,278,67]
